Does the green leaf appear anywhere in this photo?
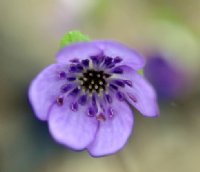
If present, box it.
[60,31,90,48]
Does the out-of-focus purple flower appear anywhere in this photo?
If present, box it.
[29,41,159,157]
[144,54,186,100]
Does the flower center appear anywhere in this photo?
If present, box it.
[57,55,134,118]
[79,69,111,93]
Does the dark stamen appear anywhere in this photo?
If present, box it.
[56,97,64,105]
[66,77,76,81]
[70,102,78,111]
[96,113,106,121]
[69,88,80,96]
[81,59,89,67]
[76,64,84,72]
[59,71,66,79]
[112,67,123,74]
[60,84,73,93]
[92,94,96,106]
[114,80,125,87]
[88,107,97,117]
[70,58,79,63]
[104,57,113,67]
[78,95,87,105]
[103,73,111,78]
[69,64,83,73]
[114,57,122,63]
[105,94,112,104]
[98,54,105,64]
[107,63,116,68]
[110,84,118,90]
[69,65,78,73]
[124,80,133,87]
[116,91,125,101]
[90,56,99,65]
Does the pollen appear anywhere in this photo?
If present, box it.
[79,69,111,93]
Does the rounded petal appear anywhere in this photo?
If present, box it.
[48,98,98,150]
[56,41,145,70]
[56,42,101,63]
[87,100,134,157]
[92,40,145,70]
[29,64,68,120]
[120,65,159,117]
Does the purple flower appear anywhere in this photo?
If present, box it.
[29,41,159,157]
[144,54,186,100]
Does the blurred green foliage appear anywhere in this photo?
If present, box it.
[60,31,90,48]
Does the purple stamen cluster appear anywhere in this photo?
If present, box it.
[57,55,133,120]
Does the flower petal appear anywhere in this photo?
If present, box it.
[92,40,145,70]
[48,98,98,150]
[56,41,145,70]
[56,42,101,64]
[87,99,133,157]
[119,65,159,117]
[29,64,69,120]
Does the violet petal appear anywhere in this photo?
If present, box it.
[87,99,133,157]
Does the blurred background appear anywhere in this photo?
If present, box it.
[0,0,200,172]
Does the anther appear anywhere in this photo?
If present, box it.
[69,65,77,73]
[92,94,96,106]
[110,84,118,90]
[107,63,115,68]
[95,85,99,89]
[77,67,110,93]
[59,71,66,79]
[88,107,97,117]
[104,57,113,66]
[67,77,76,81]
[70,58,79,63]
[96,113,106,122]
[70,102,78,112]
[105,94,112,104]
[60,84,72,93]
[100,88,104,92]
[81,59,89,67]
[76,64,84,72]
[112,67,123,74]
[69,88,80,96]
[116,91,125,101]
[56,97,64,105]
[124,80,133,87]
[114,80,125,87]
[90,56,99,65]
[103,73,111,78]
[78,95,87,105]
[114,56,122,63]
[89,73,93,76]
